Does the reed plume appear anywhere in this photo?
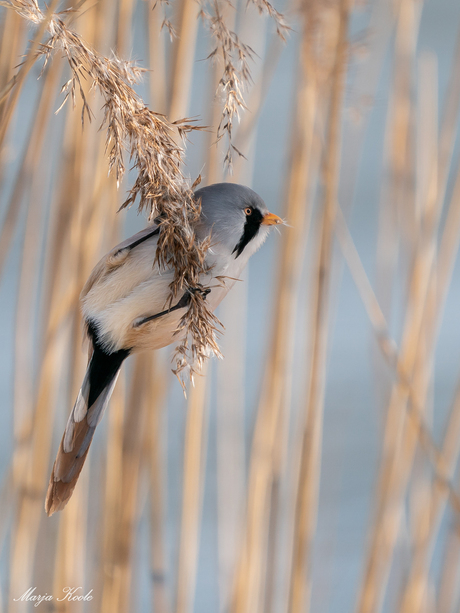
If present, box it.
[2,0,220,381]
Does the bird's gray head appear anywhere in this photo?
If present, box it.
[194,183,282,261]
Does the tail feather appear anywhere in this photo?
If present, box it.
[45,344,129,516]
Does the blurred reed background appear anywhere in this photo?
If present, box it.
[1,0,460,612]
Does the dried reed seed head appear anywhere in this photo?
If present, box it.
[199,0,289,168]
[3,0,212,379]
[248,0,291,42]
[200,1,255,169]
[172,288,223,380]
[3,0,288,382]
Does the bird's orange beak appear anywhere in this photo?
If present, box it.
[261,212,283,226]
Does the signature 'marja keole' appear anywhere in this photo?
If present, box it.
[14,586,94,605]
[45,183,283,516]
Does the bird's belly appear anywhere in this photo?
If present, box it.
[88,263,241,354]
[124,308,187,352]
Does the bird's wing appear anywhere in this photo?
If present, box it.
[80,222,183,351]
[81,224,160,300]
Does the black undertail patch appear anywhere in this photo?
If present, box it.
[85,321,130,408]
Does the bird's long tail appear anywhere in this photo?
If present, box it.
[45,343,129,516]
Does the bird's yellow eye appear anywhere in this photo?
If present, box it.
[244,207,252,216]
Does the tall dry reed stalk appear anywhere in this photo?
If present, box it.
[229,3,337,611]
[357,2,460,612]
[288,3,349,612]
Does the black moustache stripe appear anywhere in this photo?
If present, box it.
[233,208,264,258]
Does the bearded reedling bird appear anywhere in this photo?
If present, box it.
[45,182,282,515]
